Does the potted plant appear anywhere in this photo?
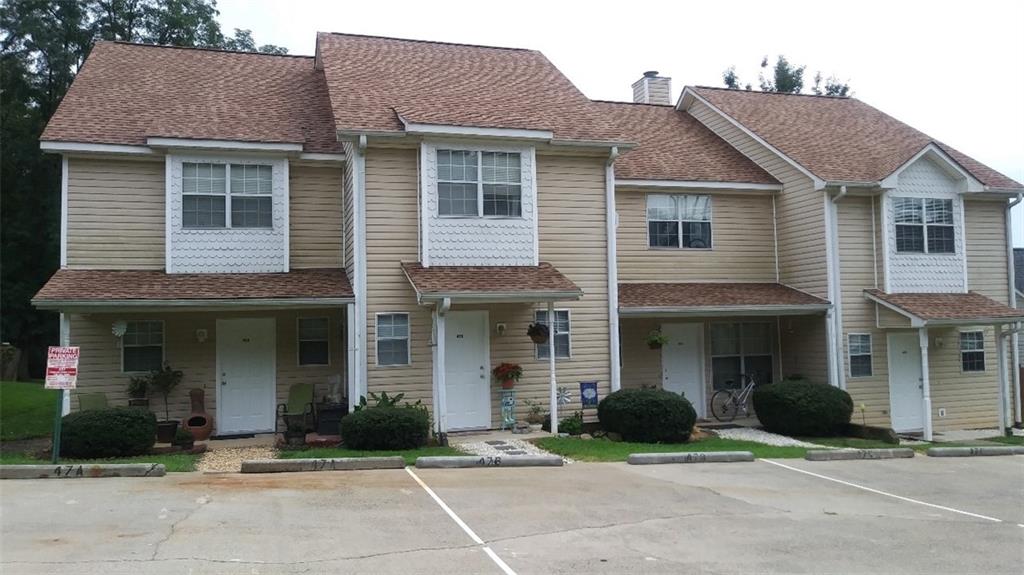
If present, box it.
[492,362,523,389]
[523,399,544,431]
[172,428,194,451]
[646,330,668,350]
[149,363,184,443]
[126,375,150,408]
[527,323,550,344]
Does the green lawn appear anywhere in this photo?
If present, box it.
[278,445,464,466]
[984,435,1024,446]
[0,381,59,441]
[0,452,200,472]
[534,437,809,461]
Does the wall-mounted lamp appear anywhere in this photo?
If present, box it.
[935,336,944,348]
[495,322,507,336]
[195,329,209,343]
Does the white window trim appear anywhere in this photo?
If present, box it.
[958,329,986,373]
[645,193,713,250]
[436,149,525,220]
[534,308,572,360]
[375,312,411,367]
[181,162,274,230]
[847,333,873,378]
[296,317,330,367]
[121,320,165,374]
[708,321,774,388]
[893,197,955,255]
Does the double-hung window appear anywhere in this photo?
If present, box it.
[535,309,570,359]
[182,162,273,229]
[437,150,522,217]
[848,334,873,377]
[297,318,330,366]
[376,313,410,366]
[893,197,954,253]
[647,194,712,249]
[123,320,164,373]
[959,331,985,372]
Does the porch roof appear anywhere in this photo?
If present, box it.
[864,289,1024,326]
[401,262,582,304]
[32,268,353,310]
[618,282,831,317]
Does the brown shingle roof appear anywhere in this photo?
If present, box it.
[619,282,829,310]
[316,33,627,144]
[592,101,778,184]
[33,269,352,305]
[401,262,581,300]
[690,87,1022,189]
[42,42,341,153]
[865,290,1024,323]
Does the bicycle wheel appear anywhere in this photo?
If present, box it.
[710,389,738,422]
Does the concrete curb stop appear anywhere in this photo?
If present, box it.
[0,463,166,479]
[805,448,915,461]
[415,455,564,468]
[627,451,754,465]
[240,457,405,473]
[926,446,1024,458]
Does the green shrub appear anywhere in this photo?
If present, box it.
[173,428,194,446]
[340,407,429,450]
[597,388,696,443]
[60,407,157,458]
[541,411,584,435]
[752,380,853,436]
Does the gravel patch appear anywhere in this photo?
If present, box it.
[196,446,277,473]
[457,438,573,463]
[712,427,825,448]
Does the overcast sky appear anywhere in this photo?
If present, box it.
[218,0,1024,243]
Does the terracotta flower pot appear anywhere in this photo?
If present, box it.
[501,379,516,390]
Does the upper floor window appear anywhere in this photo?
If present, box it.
[647,194,712,249]
[894,197,954,254]
[437,150,522,218]
[182,162,273,229]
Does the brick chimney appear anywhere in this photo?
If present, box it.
[631,71,672,105]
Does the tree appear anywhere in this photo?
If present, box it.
[0,0,286,376]
[222,28,288,54]
[721,55,852,96]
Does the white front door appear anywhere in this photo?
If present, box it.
[662,323,705,417]
[217,318,276,434]
[887,332,924,432]
[445,311,490,430]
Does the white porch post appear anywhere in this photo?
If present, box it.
[435,306,449,435]
[346,303,357,411]
[919,328,933,441]
[996,325,1009,431]
[548,301,558,435]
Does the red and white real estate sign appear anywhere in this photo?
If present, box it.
[45,346,80,390]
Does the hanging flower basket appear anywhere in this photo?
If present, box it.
[492,362,523,389]
[646,330,668,350]
[527,323,550,344]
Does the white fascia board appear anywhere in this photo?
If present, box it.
[616,179,782,191]
[416,291,583,304]
[926,316,1024,327]
[297,153,346,162]
[40,141,154,155]
[880,143,984,192]
[618,304,831,318]
[678,87,827,190]
[146,137,303,153]
[862,292,926,327]
[397,115,554,141]
[32,297,354,311]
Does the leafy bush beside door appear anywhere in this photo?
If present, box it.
[752,379,853,436]
[340,406,430,450]
[60,407,157,458]
[597,388,697,443]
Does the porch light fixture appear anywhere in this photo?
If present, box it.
[195,329,208,343]
[495,322,507,336]
[111,320,128,338]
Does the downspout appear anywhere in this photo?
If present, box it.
[1007,193,1023,425]
[605,147,621,393]
[828,186,848,390]
[353,135,369,402]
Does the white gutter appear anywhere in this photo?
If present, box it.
[1008,193,1023,425]
[60,155,68,268]
[415,291,583,304]
[33,297,355,310]
[606,146,622,393]
[829,186,848,390]
[619,304,831,317]
[615,179,782,192]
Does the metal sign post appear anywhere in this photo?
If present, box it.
[44,346,79,464]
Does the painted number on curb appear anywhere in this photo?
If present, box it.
[477,456,502,466]
[52,465,84,477]
[681,454,707,463]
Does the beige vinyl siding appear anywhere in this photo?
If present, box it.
[778,315,829,382]
[687,101,827,299]
[926,327,1001,431]
[342,141,355,275]
[363,147,434,407]
[67,309,345,426]
[876,306,913,328]
[289,164,344,269]
[67,158,165,269]
[615,189,777,282]
[966,200,1010,303]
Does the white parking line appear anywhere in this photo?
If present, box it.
[405,467,517,575]
[761,459,1003,523]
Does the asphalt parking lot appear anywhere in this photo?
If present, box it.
[1,456,1022,574]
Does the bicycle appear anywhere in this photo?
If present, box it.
[710,373,760,422]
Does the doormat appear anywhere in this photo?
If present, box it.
[210,433,257,440]
[699,423,743,430]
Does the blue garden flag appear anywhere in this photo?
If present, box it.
[580,381,599,408]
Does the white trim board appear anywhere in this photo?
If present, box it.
[398,116,554,141]
[41,141,155,155]
[617,179,781,191]
[146,137,303,153]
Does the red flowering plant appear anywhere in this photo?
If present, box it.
[492,362,523,389]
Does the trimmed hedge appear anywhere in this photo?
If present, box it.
[752,380,853,437]
[597,388,697,443]
[340,407,430,450]
[60,407,157,458]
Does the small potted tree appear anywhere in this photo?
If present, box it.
[523,399,544,432]
[527,323,550,344]
[492,362,523,389]
[149,364,184,443]
[126,375,149,408]
[646,330,668,350]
